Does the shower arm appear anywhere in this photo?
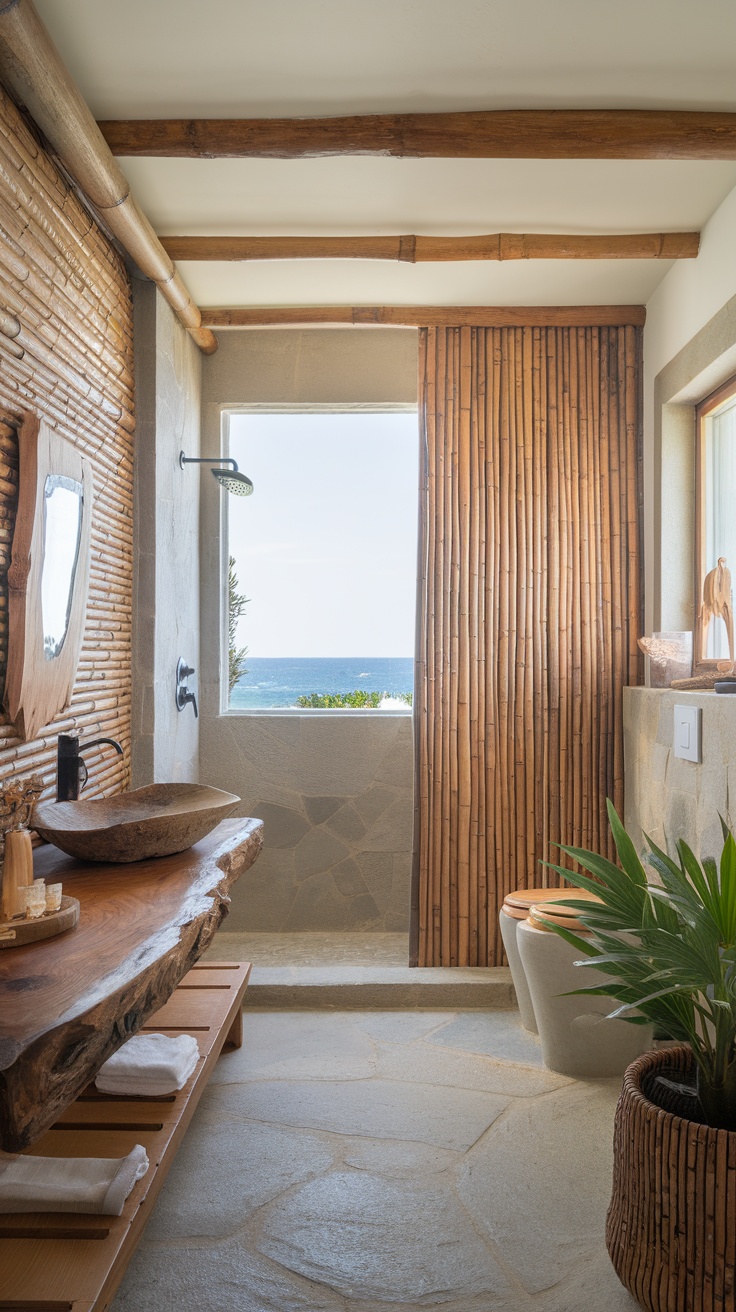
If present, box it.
[179,452,239,472]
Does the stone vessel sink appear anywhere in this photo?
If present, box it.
[32,783,241,863]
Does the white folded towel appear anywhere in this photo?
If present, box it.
[0,1144,148,1215]
[95,1033,200,1097]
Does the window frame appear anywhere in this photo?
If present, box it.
[219,403,419,717]
[694,371,736,673]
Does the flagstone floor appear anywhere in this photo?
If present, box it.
[111,1009,638,1312]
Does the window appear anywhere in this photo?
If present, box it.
[224,410,418,711]
[696,376,736,665]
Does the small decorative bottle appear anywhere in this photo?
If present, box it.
[0,775,44,922]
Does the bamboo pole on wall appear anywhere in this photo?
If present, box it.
[160,232,700,262]
[201,305,646,329]
[415,322,642,966]
[0,0,216,354]
[0,78,131,801]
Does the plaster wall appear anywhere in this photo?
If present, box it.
[630,183,736,871]
[643,179,736,632]
[624,687,736,861]
[199,328,418,932]
[132,282,202,785]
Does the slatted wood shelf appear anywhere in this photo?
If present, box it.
[0,960,251,1312]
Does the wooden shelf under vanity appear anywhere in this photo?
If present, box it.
[0,960,252,1312]
[0,817,263,1151]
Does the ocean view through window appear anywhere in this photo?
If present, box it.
[225,410,418,710]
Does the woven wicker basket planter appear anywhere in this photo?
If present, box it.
[607,1047,736,1312]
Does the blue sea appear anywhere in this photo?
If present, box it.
[230,656,414,709]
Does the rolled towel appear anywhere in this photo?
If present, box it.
[95,1032,200,1097]
[0,1144,148,1215]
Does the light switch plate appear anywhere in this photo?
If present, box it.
[673,704,701,763]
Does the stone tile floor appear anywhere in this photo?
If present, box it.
[210,932,411,966]
[111,1009,638,1312]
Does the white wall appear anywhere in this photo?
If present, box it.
[643,180,736,631]
[132,282,202,784]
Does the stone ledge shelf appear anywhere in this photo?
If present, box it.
[0,817,263,1151]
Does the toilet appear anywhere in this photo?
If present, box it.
[499,887,594,1032]
[516,900,653,1078]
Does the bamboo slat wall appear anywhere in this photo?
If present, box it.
[0,83,133,801]
[414,324,642,966]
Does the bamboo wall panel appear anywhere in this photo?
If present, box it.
[414,324,642,966]
[0,83,132,801]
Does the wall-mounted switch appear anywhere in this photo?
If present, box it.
[674,704,701,763]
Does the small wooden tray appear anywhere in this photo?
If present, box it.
[0,894,80,949]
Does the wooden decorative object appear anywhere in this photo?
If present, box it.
[0,0,216,355]
[670,671,723,689]
[98,110,736,160]
[698,557,735,667]
[0,818,263,1150]
[411,324,642,967]
[0,893,80,948]
[162,232,699,263]
[0,961,251,1312]
[4,413,93,741]
[0,773,44,920]
[607,1046,736,1312]
[201,304,647,329]
[33,782,241,863]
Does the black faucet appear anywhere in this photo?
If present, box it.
[56,734,124,802]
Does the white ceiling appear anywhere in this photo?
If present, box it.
[33,0,736,117]
[32,0,736,310]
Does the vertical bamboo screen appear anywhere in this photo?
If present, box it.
[413,324,642,967]
[0,84,133,800]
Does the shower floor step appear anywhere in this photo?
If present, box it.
[205,933,516,1009]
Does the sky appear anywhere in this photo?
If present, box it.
[228,411,419,658]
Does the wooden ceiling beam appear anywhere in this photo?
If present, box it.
[99,111,736,160]
[161,233,699,262]
[199,305,647,328]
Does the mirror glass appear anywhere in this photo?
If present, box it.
[41,474,83,660]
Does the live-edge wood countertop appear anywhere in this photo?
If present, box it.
[0,817,263,1150]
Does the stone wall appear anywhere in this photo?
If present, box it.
[200,713,413,932]
[624,686,736,859]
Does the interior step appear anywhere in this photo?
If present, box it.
[205,933,515,1009]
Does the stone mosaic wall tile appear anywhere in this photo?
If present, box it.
[323,802,367,843]
[295,828,350,878]
[330,858,369,898]
[252,802,310,848]
[202,715,414,932]
[304,796,342,826]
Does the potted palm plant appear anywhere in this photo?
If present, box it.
[542,801,736,1312]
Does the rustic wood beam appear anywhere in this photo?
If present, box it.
[162,232,699,263]
[199,305,647,328]
[99,111,736,160]
[0,0,217,353]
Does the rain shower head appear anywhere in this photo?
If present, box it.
[179,451,254,497]
[211,468,253,496]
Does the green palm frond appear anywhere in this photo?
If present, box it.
[541,802,736,1112]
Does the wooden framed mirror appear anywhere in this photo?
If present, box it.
[4,414,93,739]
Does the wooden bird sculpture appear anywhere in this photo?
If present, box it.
[700,557,735,667]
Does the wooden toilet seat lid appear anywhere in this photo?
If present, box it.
[527,897,600,933]
[502,887,598,920]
